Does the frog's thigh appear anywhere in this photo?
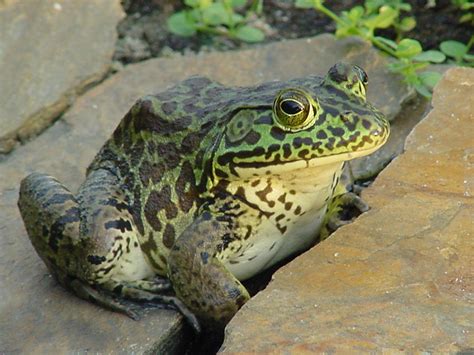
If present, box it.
[76,169,156,286]
[168,211,250,327]
[19,170,155,286]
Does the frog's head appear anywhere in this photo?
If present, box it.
[213,62,389,179]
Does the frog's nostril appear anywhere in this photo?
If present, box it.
[371,125,388,138]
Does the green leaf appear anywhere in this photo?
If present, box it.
[364,0,384,14]
[375,36,397,49]
[398,16,416,32]
[414,83,432,98]
[395,38,423,58]
[231,0,247,7]
[419,71,442,89]
[184,0,199,7]
[202,3,229,26]
[460,13,473,23]
[250,0,264,14]
[398,3,412,11]
[365,6,398,29]
[335,26,360,38]
[411,62,430,70]
[440,40,468,60]
[295,0,315,8]
[234,25,265,42]
[464,53,474,61]
[387,61,404,72]
[413,50,446,63]
[167,12,197,37]
[231,13,244,24]
[347,6,364,22]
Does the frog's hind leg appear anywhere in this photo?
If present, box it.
[18,170,180,320]
[18,172,83,285]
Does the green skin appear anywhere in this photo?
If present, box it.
[18,63,389,330]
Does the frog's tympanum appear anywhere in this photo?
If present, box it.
[18,63,389,330]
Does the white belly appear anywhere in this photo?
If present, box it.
[225,162,344,280]
[226,205,327,280]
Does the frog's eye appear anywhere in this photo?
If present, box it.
[353,65,368,86]
[325,62,368,101]
[273,89,316,131]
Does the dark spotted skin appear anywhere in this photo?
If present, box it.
[18,63,389,329]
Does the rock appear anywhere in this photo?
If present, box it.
[349,65,453,181]
[0,35,411,353]
[349,95,430,181]
[221,67,474,353]
[0,0,124,154]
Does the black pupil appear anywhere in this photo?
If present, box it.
[281,100,303,115]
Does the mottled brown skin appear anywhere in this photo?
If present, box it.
[18,63,389,330]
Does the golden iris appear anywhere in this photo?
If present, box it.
[273,88,316,130]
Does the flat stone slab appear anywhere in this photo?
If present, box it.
[0,35,411,353]
[221,67,474,353]
[0,0,123,153]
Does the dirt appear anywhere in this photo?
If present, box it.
[114,0,472,64]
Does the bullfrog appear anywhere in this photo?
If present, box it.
[18,62,389,330]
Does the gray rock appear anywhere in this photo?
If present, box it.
[0,0,124,154]
[0,34,411,353]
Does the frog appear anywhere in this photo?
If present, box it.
[18,62,389,330]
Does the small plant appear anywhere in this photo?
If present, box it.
[439,38,474,65]
[296,0,416,42]
[167,0,265,43]
[382,38,445,97]
[294,0,457,97]
[451,0,474,24]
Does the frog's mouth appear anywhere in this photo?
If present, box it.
[231,142,384,178]
[228,125,389,177]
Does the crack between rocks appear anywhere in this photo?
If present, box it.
[0,67,115,156]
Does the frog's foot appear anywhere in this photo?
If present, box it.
[66,277,200,331]
[95,279,201,332]
[320,192,369,240]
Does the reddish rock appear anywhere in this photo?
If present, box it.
[221,67,474,353]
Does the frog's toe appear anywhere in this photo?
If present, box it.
[144,297,201,334]
[139,294,201,333]
[68,278,141,320]
[348,192,369,213]
[100,280,200,332]
[320,192,370,240]
[122,277,172,293]
[169,298,201,334]
[337,192,369,217]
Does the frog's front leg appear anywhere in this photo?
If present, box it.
[18,169,183,320]
[168,210,250,327]
[320,187,369,241]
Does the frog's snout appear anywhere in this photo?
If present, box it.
[372,117,390,144]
